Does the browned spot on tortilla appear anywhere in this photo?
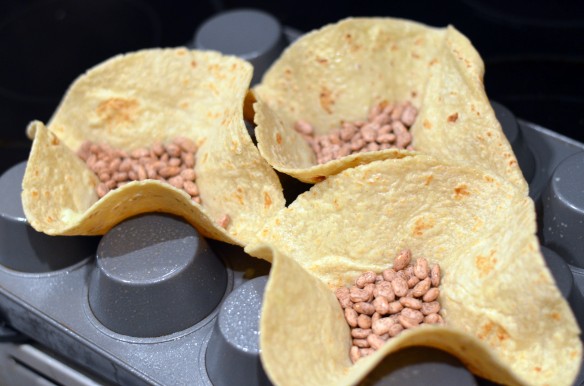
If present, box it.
[284,68,293,77]
[46,216,54,223]
[179,101,189,109]
[96,98,139,128]
[550,312,562,321]
[475,250,497,277]
[190,60,197,68]
[176,49,187,56]
[333,198,340,210]
[447,113,459,123]
[423,119,432,129]
[319,87,334,114]
[391,43,398,51]
[534,367,542,373]
[509,159,517,167]
[48,133,60,145]
[411,91,418,98]
[414,37,424,45]
[486,131,493,138]
[312,176,326,183]
[233,190,244,205]
[483,176,494,183]
[316,57,328,65]
[429,58,438,66]
[276,133,282,145]
[378,100,389,109]
[454,184,470,199]
[413,218,435,237]
[424,175,433,186]
[264,192,272,208]
[31,190,39,198]
[477,321,509,343]
[411,52,420,59]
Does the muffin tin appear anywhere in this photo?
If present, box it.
[1,9,584,386]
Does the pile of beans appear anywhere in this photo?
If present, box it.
[77,138,232,230]
[77,137,201,202]
[335,249,443,364]
[294,101,418,164]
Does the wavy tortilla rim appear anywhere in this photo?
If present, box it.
[246,155,581,386]
[253,17,527,194]
[21,48,285,246]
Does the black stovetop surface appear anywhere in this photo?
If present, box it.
[0,0,583,172]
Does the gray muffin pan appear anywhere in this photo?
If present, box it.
[1,9,584,386]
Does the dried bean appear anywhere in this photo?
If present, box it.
[336,287,351,309]
[351,328,371,339]
[401,308,424,324]
[360,348,375,357]
[382,268,397,282]
[423,287,440,302]
[388,301,403,314]
[355,271,377,288]
[168,175,184,189]
[391,277,408,297]
[344,308,358,327]
[398,314,421,329]
[431,264,441,287]
[184,181,199,197]
[372,317,395,335]
[96,183,109,198]
[217,214,230,229]
[353,339,369,348]
[374,281,395,301]
[350,287,370,303]
[399,297,423,310]
[372,296,390,315]
[357,314,372,329]
[353,302,375,316]
[412,278,431,298]
[388,323,404,337]
[159,166,181,178]
[407,275,420,288]
[367,334,386,350]
[424,313,444,324]
[393,249,411,271]
[414,258,430,279]
[421,301,441,316]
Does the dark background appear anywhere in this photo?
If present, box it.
[1,0,583,173]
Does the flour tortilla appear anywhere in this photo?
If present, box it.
[252,17,527,195]
[22,48,285,246]
[246,155,581,386]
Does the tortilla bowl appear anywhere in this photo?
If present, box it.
[21,48,285,246]
[252,17,527,195]
[245,155,581,386]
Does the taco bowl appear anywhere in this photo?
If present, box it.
[246,155,581,386]
[252,17,527,195]
[21,48,285,246]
